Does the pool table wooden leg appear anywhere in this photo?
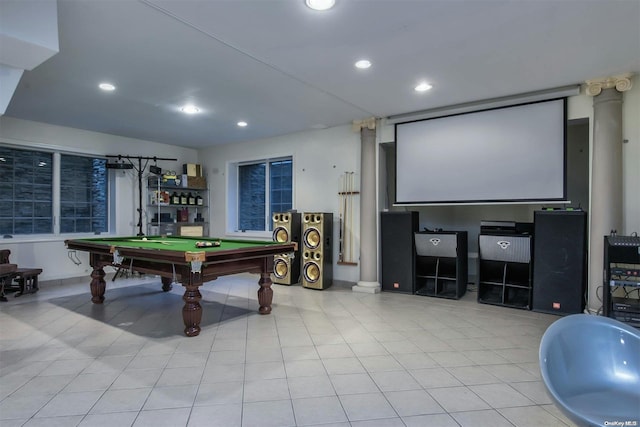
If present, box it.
[90,266,106,304]
[161,277,173,292]
[258,272,273,314]
[182,284,202,337]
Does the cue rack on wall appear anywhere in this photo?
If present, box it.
[338,171,359,266]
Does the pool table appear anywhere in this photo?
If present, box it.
[65,236,297,336]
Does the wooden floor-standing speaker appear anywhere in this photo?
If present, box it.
[302,212,333,290]
[532,210,587,315]
[272,211,302,285]
[380,211,419,293]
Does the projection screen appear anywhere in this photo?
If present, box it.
[395,99,567,204]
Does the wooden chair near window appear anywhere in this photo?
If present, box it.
[0,249,43,301]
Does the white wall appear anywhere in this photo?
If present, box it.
[622,83,640,235]
[199,124,361,284]
[1,85,638,287]
[0,116,199,281]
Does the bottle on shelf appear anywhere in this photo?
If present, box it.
[147,178,209,236]
[177,207,189,222]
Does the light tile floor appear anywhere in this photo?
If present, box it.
[0,273,576,426]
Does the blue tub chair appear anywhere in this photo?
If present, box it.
[539,314,640,427]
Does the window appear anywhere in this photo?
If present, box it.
[236,157,292,232]
[238,162,266,231]
[270,159,293,219]
[0,146,108,236]
[60,155,108,233]
[0,148,53,234]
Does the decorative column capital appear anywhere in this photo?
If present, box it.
[352,117,377,132]
[585,73,633,96]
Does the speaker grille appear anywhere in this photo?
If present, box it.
[303,261,321,283]
[532,210,587,315]
[415,233,458,257]
[273,227,289,243]
[303,228,321,249]
[479,235,531,263]
[380,212,418,294]
[273,258,289,279]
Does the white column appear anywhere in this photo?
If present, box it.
[585,74,633,312]
[352,118,381,293]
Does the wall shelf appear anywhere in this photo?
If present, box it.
[147,179,209,237]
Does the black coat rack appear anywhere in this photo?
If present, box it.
[106,155,177,236]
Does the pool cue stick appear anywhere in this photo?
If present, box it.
[127,239,171,245]
[344,172,348,263]
[342,172,349,261]
[345,172,352,262]
[345,172,350,262]
[350,171,355,263]
[345,173,350,261]
[347,172,353,262]
[338,173,342,262]
[338,174,344,262]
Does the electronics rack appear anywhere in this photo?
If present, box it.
[603,235,640,327]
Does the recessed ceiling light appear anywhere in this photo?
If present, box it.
[181,104,200,114]
[355,60,372,69]
[98,82,115,91]
[237,121,248,127]
[305,0,335,11]
[414,82,433,92]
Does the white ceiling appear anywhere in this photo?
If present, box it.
[4,0,640,149]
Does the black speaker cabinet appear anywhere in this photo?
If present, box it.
[532,210,587,315]
[272,212,302,285]
[302,212,333,290]
[380,211,419,293]
[414,231,468,299]
[478,233,533,309]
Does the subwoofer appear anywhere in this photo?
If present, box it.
[532,210,587,315]
[272,212,301,285]
[302,212,333,290]
[414,230,468,299]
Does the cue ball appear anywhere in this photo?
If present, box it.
[142,237,147,241]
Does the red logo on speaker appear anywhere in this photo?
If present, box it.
[553,302,561,309]
[393,283,399,288]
